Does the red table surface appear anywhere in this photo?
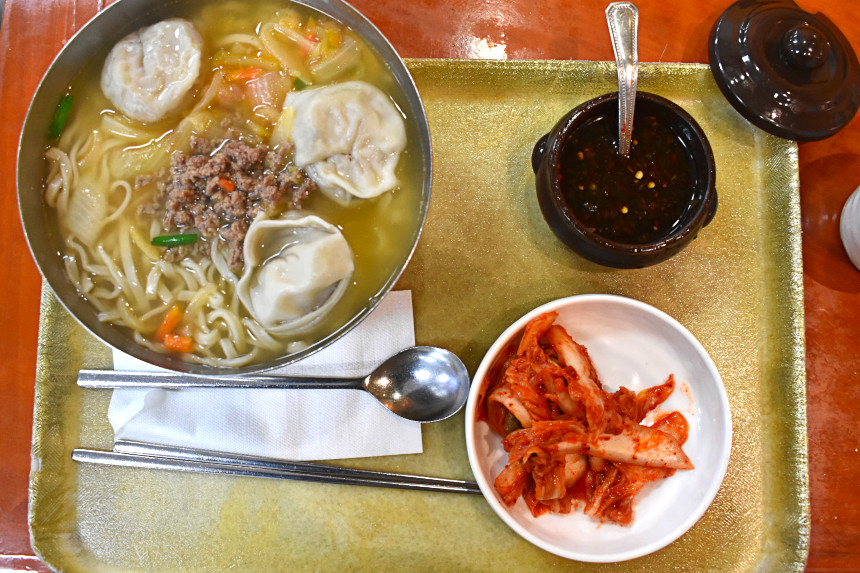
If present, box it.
[1,0,858,570]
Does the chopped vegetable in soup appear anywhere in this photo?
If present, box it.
[48,94,74,140]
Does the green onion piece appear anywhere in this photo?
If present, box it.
[151,233,199,247]
[293,77,308,90]
[48,94,74,140]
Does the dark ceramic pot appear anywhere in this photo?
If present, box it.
[532,92,717,268]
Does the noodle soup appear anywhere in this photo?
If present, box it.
[40,1,426,369]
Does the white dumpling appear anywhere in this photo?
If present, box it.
[101,19,203,123]
[272,81,407,203]
[237,214,355,336]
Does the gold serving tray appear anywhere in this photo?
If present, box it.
[29,60,808,571]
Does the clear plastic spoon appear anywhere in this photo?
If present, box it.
[606,1,639,158]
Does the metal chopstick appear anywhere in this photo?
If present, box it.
[115,440,479,490]
[72,442,482,495]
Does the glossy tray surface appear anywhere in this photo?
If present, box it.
[30,59,808,571]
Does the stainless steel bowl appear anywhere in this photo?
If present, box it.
[18,0,432,375]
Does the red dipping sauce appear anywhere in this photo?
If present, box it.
[557,113,697,245]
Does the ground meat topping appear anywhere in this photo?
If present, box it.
[162,241,210,263]
[160,137,315,270]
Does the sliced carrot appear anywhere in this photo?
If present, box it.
[231,67,263,81]
[156,305,184,342]
[163,334,194,353]
[217,177,237,192]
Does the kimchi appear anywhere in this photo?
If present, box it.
[478,311,693,525]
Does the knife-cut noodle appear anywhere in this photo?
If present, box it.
[478,311,693,525]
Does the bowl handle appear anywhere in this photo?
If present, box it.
[703,190,719,227]
[531,133,550,173]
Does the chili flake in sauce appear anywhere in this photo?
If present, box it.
[558,114,696,244]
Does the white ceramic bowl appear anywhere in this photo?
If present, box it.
[465,294,732,562]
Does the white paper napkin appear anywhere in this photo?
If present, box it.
[108,290,423,461]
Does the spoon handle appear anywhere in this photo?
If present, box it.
[78,369,365,390]
[606,1,639,158]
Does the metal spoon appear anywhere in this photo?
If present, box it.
[606,1,639,157]
[78,346,471,424]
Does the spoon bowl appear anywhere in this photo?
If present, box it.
[78,346,471,423]
[364,346,471,423]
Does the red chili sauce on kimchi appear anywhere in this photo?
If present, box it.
[478,311,692,525]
